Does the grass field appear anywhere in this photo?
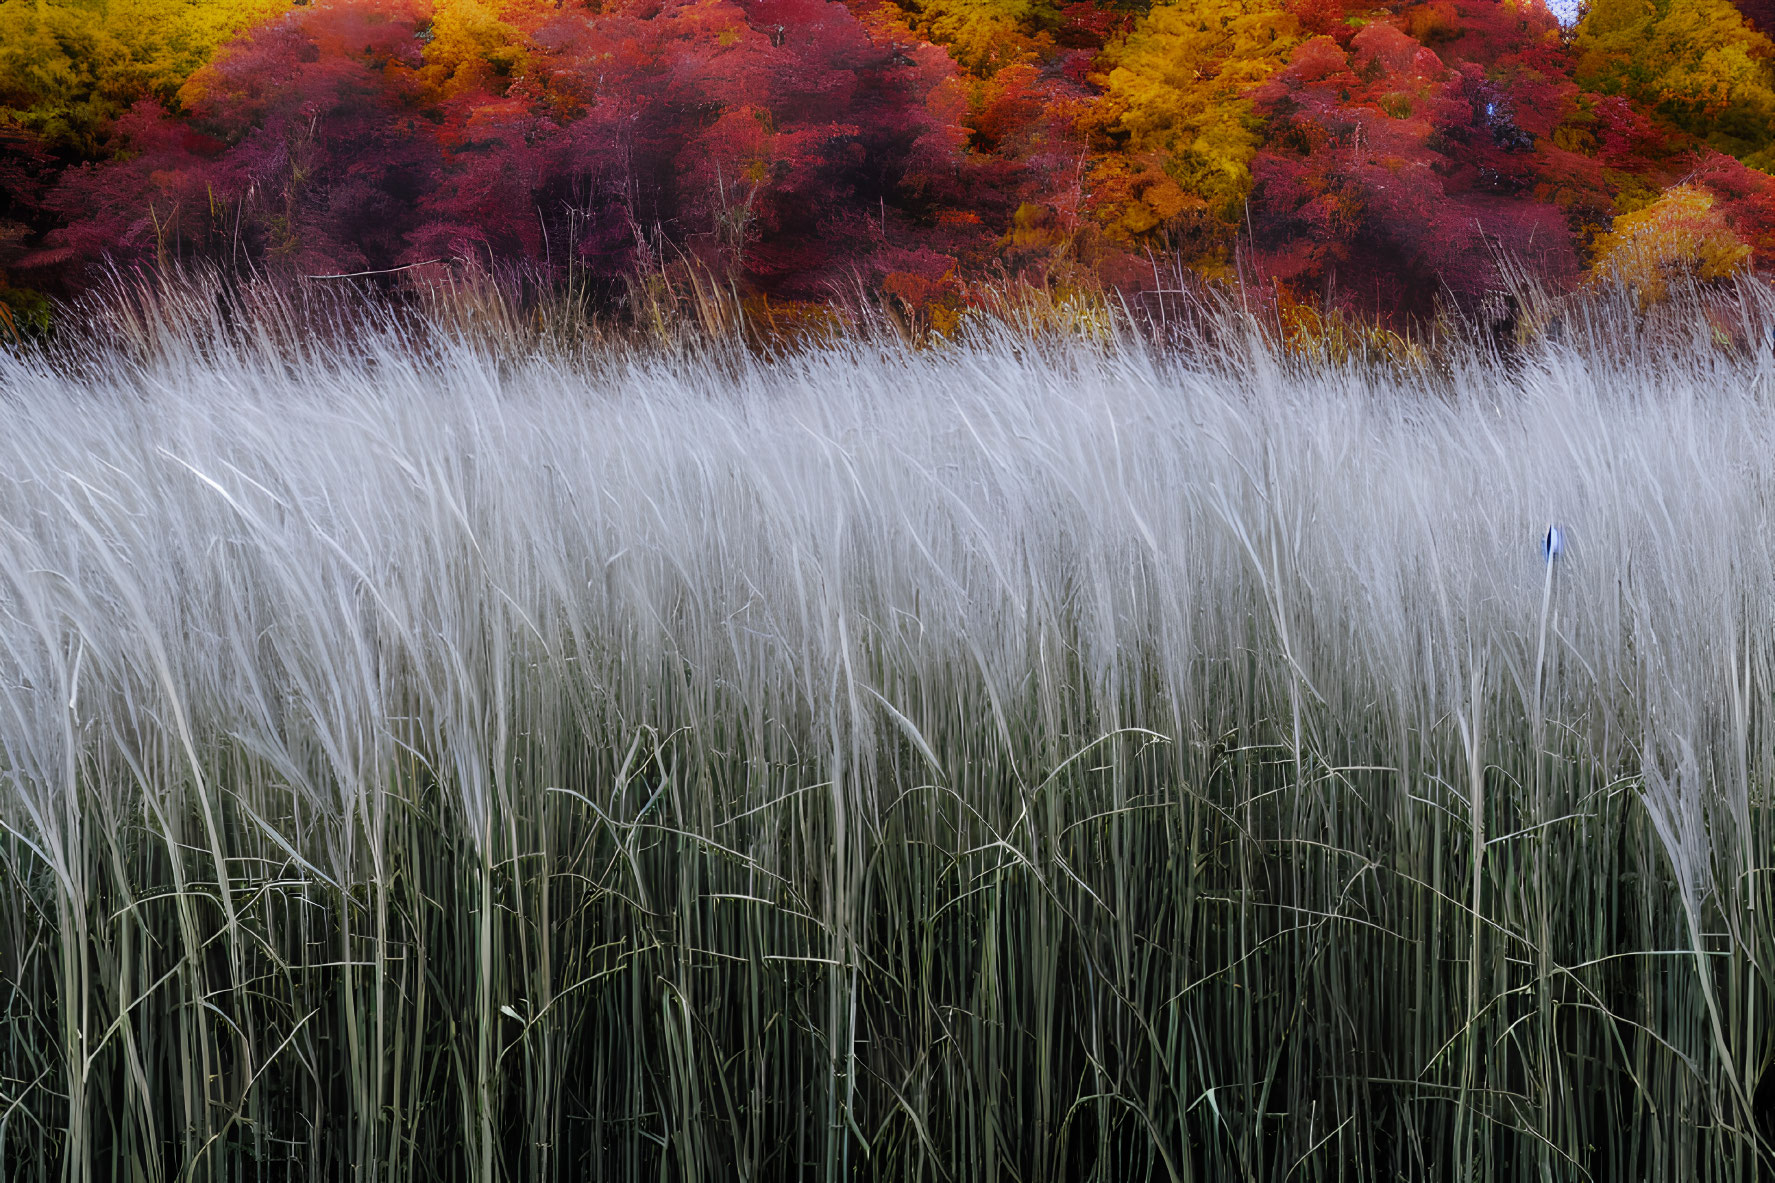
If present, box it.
[1,277,1773,1180]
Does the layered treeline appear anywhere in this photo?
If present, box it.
[0,0,1773,323]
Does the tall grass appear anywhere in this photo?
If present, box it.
[1,274,1772,1181]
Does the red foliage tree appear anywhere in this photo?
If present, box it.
[47,0,982,298]
[1691,151,1775,264]
[1245,0,1699,317]
[46,0,436,276]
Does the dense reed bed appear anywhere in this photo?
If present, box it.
[1,279,1773,1181]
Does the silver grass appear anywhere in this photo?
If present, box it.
[0,278,1771,1181]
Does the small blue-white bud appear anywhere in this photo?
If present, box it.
[1542,524,1566,563]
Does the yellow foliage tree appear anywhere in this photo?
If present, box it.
[878,0,1057,75]
[1086,0,1300,245]
[1575,0,1775,170]
[1585,183,1751,302]
[0,0,290,154]
[417,0,549,98]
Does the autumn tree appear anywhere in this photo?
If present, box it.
[1083,0,1302,262]
[407,0,979,293]
[876,0,1059,74]
[1246,5,1602,316]
[413,0,557,99]
[1690,149,1775,259]
[0,0,290,155]
[1575,0,1775,170]
[44,0,984,298]
[1585,181,1751,301]
[43,0,438,275]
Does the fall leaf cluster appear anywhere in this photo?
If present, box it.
[1,0,1772,322]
